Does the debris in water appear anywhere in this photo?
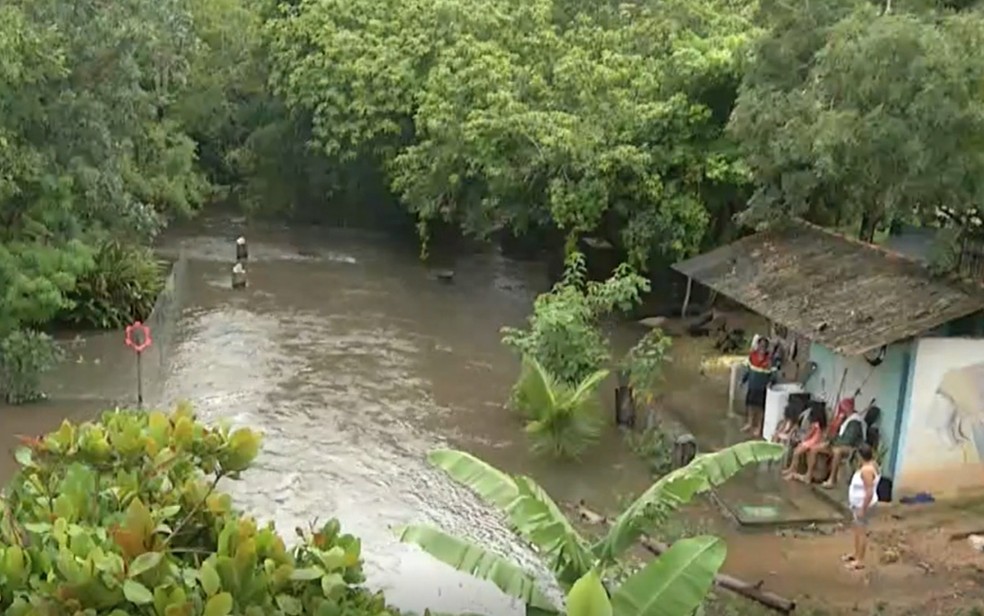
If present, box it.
[968,534,984,552]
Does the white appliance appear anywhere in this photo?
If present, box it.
[763,383,805,442]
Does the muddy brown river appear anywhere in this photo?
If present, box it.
[1,219,652,614]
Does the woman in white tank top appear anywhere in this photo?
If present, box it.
[843,444,879,571]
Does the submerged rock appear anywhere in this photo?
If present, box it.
[638,316,667,329]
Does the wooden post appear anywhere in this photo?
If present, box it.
[615,369,636,428]
[681,276,693,318]
[236,236,248,263]
[232,263,247,289]
[671,434,697,469]
[135,351,143,409]
[575,503,796,614]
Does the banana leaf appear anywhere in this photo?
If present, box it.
[609,535,726,616]
[511,476,594,585]
[398,525,557,612]
[428,448,594,584]
[567,570,613,616]
[595,441,784,561]
[427,449,520,510]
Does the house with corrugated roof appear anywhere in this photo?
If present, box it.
[673,220,984,499]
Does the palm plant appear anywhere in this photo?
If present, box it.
[513,356,607,458]
[399,441,785,616]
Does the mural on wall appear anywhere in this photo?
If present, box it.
[925,361,984,462]
[899,338,984,492]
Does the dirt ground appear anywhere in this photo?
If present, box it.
[718,502,984,615]
[642,312,984,615]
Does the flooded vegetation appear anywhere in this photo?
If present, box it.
[5,0,984,614]
[8,220,664,614]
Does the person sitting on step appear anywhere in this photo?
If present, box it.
[771,404,802,445]
[822,405,880,488]
[782,404,827,480]
[787,397,855,482]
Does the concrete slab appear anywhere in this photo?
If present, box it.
[658,335,847,528]
[676,409,849,526]
[712,467,847,528]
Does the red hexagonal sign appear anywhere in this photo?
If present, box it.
[124,321,153,354]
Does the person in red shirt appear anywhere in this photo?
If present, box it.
[741,336,774,436]
[828,397,856,440]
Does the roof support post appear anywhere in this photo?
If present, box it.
[682,275,693,318]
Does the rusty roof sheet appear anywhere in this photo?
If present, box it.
[673,221,984,355]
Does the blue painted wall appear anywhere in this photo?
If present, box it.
[893,343,919,480]
[804,341,911,475]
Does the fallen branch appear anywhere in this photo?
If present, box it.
[576,502,796,614]
[949,529,984,541]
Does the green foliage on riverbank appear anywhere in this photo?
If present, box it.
[265,0,752,266]
[262,0,984,262]
[56,241,167,330]
[0,0,288,402]
[502,251,673,458]
[0,406,401,616]
[5,0,984,404]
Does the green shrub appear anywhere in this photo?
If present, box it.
[58,240,166,329]
[624,423,675,478]
[620,329,672,405]
[0,329,63,404]
[0,405,401,616]
[502,251,649,387]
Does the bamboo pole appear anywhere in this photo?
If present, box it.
[681,276,693,318]
[575,503,796,614]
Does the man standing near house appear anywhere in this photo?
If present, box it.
[741,336,773,437]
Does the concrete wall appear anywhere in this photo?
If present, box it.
[896,337,984,497]
[805,341,911,475]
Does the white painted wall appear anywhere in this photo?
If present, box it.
[896,338,984,496]
[807,345,881,410]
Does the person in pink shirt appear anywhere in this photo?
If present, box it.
[782,404,828,480]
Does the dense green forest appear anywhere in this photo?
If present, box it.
[2,0,984,399]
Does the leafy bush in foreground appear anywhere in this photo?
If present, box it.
[0,405,400,616]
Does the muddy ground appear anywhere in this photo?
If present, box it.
[650,320,984,616]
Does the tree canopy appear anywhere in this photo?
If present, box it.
[265,0,758,265]
[4,0,984,393]
[731,0,984,241]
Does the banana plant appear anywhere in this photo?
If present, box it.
[567,570,612,616]
[513,356,608,458]
[398,441,784,616]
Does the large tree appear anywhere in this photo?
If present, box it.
[731,0,984,241]
[265,0,758,266]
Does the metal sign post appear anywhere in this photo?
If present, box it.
[124,321,153,409]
